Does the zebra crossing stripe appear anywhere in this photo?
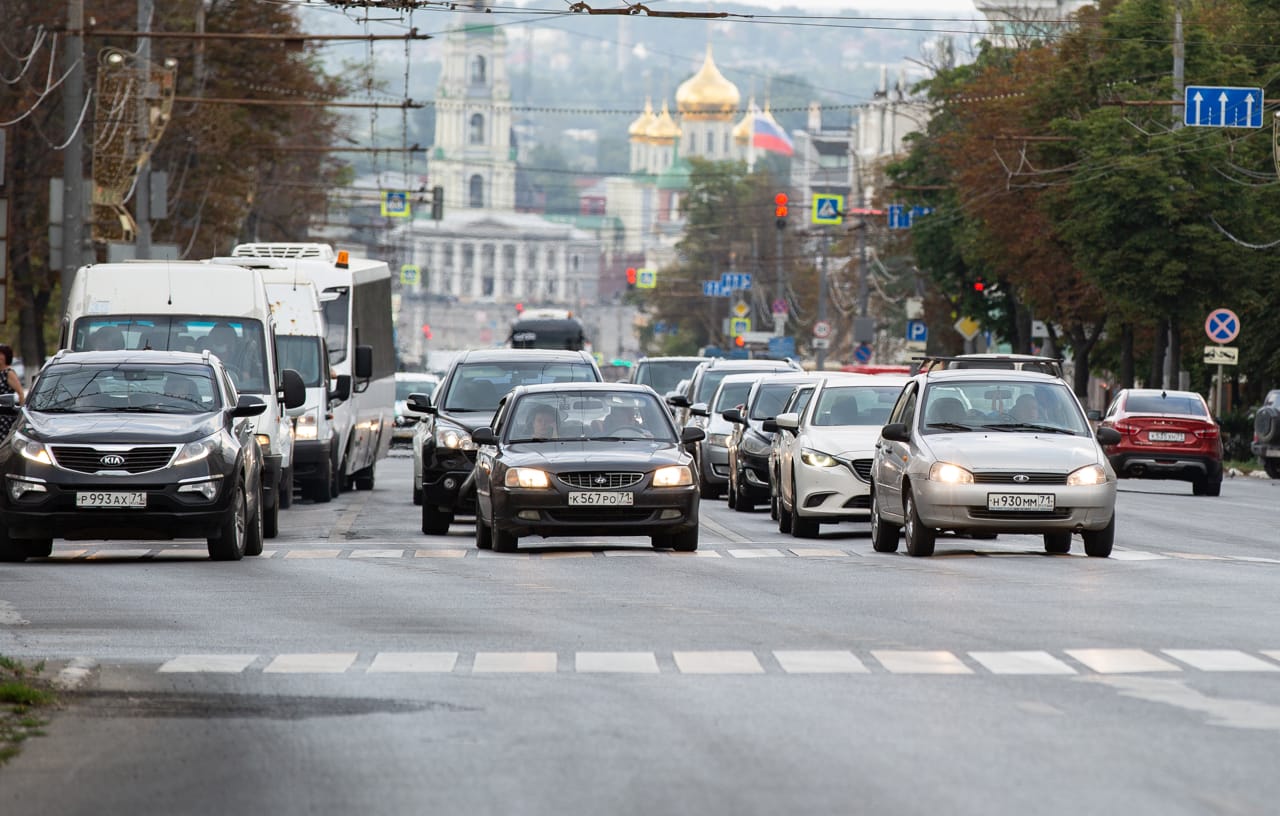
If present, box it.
[1161,650,1280,672]
[472,652,558,673]
[872,650,973,674]
[969,651,1076,675]
[263,653,357,673]
[575,652,660,673]
[673,651,765,674]
[159,655,256,673]
[1065,649,1180,674]
[367,652,458,673]
[774,650,868,674]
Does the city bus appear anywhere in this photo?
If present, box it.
[508,308,588,351]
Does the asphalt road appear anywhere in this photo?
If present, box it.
[2,452,1279,815]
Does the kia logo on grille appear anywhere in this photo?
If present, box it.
[594,475,608,486]
[1013,474,1030,483]
[100,454,126,467]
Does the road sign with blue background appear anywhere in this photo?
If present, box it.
[889,205,937,229]
[703,280,729,297]
[768,336,796,359]
[730,318,751,337]
[906,319,928,343]
[1184,86,1264,128]
[812,194,843,225]
[853,343,872,363]
[1205,308,1240,343]
[400,264,420,285]
[636,268,656,289]
[381,190,410,217]
[720,272,752,290]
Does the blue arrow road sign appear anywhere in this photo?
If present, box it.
[1184,86,1264,128]
[703,281,730,297]
[887,205,908,229]
[720,272,752,291]
[906,319,928,343]
[1205,308,1240,343]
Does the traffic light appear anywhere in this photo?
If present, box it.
[431,185,444,221]
[774,192,789,228]
[734,335,746,348]
[626,267,637,290]
[972,278,986,293]
[421,323,432,340]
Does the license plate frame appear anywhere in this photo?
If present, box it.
[986,493,1054,512]
[1148,431,1185,443]
[568,491,634,507]
[76,491,146,509]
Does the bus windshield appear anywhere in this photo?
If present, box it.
[509,318,586,351]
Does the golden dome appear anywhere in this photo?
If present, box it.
[675,46,740,119]
[628,98,656,140]
[732,98,756,143]
[647,102,681,142]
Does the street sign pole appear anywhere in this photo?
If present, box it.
[816,228,829,369]
[775,223,784,337]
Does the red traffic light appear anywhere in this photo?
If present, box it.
[515,302,524,313]
[421,324,432,339]
[774,192,789,219]
[734,335,746,348]
[973,280,985,293]
[626,267,637,286]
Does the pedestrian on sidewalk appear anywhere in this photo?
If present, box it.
[0,344,25,440]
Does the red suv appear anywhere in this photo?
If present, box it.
[1095,388,1223,496]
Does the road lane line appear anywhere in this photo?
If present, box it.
[472,652,558,672]
[414,549,468,558]
[1161,650,1280,672]
[774,650,868,674]
[969,651,1077,675]
[1065,649,1180,673]
[348,549,406,559]
[728,549,784,558]
[788,548,849,558]
[575,652,660,673]
[284,549,343,559]
[263,653,358,673]
[872,650,972,674]
[159,655,257,673]
[673,651,764,674]
[368,652,459,673]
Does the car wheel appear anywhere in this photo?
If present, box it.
[207,480,247,561]
[1192,476,1221,497]
[330,452,344,498]
[312,454,333,504]
[732,472,755,512]
[903,490,936,557]
[422,504,453,536]
[870,490,900,553]
[1265,459,1280,479]
[777,486,792,533]
[669,528,698,552]
[726,475,737,508]
[263,487,280,539]
[698,471,719,500]
[769,493,778,521]
[355,465,376,491]
[474,515,493,550]
[1043,532,1072,554]
[0,526,27,563]
[492,525,519,553]
[412,485,422,506]
[279,466,294,509]
[244,486,265,557]
[789,473,819,538]
[1081,514,1115,558]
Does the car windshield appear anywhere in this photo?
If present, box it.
[713,381,753,412]
[70,316,269,395]
[920,380,1088,434]
[750,382,804,420]
[811,384,902,426]
[696,366,788,404]
[28,363,220,414]
[443,362,598,412]
[396,378,437,401]
[506,391,676,443]
[1125,394,1207,416]
[634,360,702,395]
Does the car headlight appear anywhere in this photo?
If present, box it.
[653,465,693,487]
[800,448,838,468]
[174,435,221,466]
[436,423,474,451]
[706,433,731,449]
[929,461,974,484]
[504,467,550,488]
[294,413,318,440]
[12,434,52,465]
[255,433,271,452]
[1067,464,1108,486]
[741,433,772,456]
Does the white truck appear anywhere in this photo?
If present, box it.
[60,260,307,537]
[230,243,395,490]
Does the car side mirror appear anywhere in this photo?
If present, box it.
[354,344,374,380]
[667,394,690,409]
[0,393,19,414]
[881,422,910,443]
[329,374,352,404]
[774,412,799,432]
[689,402,709,418]
[761,418,778,433]
[722,408,745,424]
[681,426,706,444]
[406,392,434,415]
[232,395,268,418]
[1095,427,1122,446]
[472,427,498,446]
[280,369,306,411]
[1086,409,1102,421]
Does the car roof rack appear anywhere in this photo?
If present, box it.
[910,355,1065,375]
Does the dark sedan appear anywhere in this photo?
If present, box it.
[473,383,704,553]
[0,350,269,562]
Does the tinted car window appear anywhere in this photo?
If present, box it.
[443,362,598,412]
[396,378,437,401]
[29,363,220,414]
[634,360,702,395]
[811,385,902,426]
[713,382,753,412]
[1125,394,1207,416]
[750,383,802,420]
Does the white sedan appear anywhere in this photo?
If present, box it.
[774,376,909,538]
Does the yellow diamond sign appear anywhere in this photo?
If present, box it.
[733,300,749,318]
[954,316,981,341]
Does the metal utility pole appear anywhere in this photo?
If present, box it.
[61,0,87,306]
[774,223,784,336]
[856,186,870,319]
[1165,0,1185,391]
[135,0,154,258]
[816,229,829,369]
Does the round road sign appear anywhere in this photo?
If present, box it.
[813,320,832,339]
[1205,308,1240,344]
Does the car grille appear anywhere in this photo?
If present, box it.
[543,509,655,524]
[51,445,177,474]
[967,508,1072,520]
[848,459,873,482]
[558,472,644,489]
[972,472,1068,485]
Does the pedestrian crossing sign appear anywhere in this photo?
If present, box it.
[730,318,751,337]
[400,264,420,286]
[381,190,411,218]
[812,194,844,225]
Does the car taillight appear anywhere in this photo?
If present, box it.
[1194,426,1219,440]
[1113,422,1139,436]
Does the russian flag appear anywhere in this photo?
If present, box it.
[753,112,794,156]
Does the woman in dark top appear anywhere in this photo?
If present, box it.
[0,344,24,439]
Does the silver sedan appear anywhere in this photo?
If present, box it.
[870,370,1122,557]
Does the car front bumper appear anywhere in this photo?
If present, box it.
[794,458,871,520]
[1,477,236,540]
[911,479,1116,534]
[701,444,730,486]
[490,483,699,539]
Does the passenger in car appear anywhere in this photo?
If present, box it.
[1011,394,1042,422]
[529,404,559,439]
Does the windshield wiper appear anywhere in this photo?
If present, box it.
[925,422,971,431]
[985,422,1075,434]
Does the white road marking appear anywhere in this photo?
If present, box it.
[1092,676,1280,731]
[575,652,660,673]
[673,651,764,674]
[873,650,973,674]
[283,549,342,559]
[414,549,467,558]
[788,548,849,558]
[603,550,659,557]
[1065,649,1180,673]
[263,653,357,673]
[969,651,1077,675]
[728,549,784,558]
[348,549,406,559]
[52,657,97,690]
[85,549,151,560]
[1101,550,1168,561]
[367,652,458,673]
[1161,650,1280,672]
[473,652,557,672]
[159,655,257,673]
[774,650,868,674]
[538,551,594,559]
[669,550,722,557]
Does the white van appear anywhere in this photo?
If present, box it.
[60,261,307,537]
[231,243,395,490]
